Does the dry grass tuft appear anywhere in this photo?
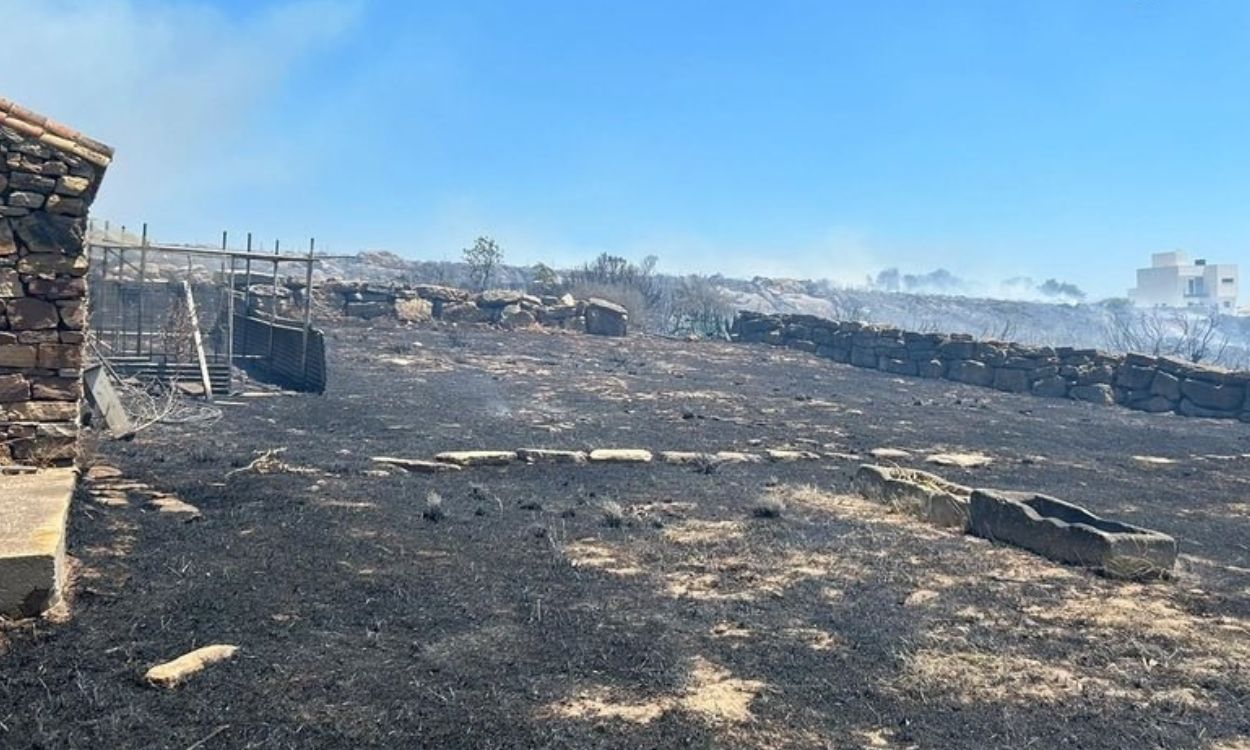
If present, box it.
[600,500,625,528]
[424,491,445,521]
[750,495,785,519]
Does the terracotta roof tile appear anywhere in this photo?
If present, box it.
[0,96,113,168]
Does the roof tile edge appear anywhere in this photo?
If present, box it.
[0,96,114,168]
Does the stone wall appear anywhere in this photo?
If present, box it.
[732,311,1250,421]
[0,99,111,465]
[325,281,629,336]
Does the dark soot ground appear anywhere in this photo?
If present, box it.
[3,322,1249,749]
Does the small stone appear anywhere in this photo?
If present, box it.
[144,645,239,688]
[7,192,44,209]
[516,449,588,464]
[54,175,90,196]
[588,449,652,464]
[433,450,517,467]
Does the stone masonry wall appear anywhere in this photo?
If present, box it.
[0,99,111,465]
[732,311,1250,422]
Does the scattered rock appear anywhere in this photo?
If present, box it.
[434,451,517,467]
[588,449,653,464]
[765,449,820,462]
[869,447,911,460]
[516,448,588,464]
[925,452,993,468]
[371,456,462,473]
[144,645,239,688]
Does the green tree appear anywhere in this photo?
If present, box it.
[463,236,503,290]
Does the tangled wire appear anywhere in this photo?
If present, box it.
[88,338,224,433]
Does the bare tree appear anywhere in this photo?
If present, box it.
[667,275,735,337]
[463,236,503,290]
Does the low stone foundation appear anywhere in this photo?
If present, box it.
[732,311,1250,421]
[327,282,629,336]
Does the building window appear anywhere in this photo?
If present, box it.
[1222,277,1235,284]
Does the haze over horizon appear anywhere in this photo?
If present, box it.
[4,0,1250,301]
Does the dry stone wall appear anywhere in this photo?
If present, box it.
[732,310,1250,422]
[326,281,629,336]
[0,99,111,465]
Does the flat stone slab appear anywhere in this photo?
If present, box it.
[433,451,517,467]
[371,456,462,473]
[969,489,1177,580]
[766,449,821,462]
[0,467,76,617]
[516,449,588,464]
[588,449,653,464]
[853,464,971,529]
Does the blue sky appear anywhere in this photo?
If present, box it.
[5,1,1250,299]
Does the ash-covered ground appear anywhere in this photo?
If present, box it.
[3,322,1249,749]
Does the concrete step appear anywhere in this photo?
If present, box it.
[0,468,76,618]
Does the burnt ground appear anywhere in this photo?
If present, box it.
[3,321,1250,749]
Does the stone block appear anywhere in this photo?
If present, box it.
[1150,370,1182,401]
[584,298,628,337]
[4,401,77,422]
[1114,364,1157,390]
[917,359,944,379]
[1125,395,1175,413]
[433,450,517,467]
[850,346,877,368]
[10,213,82,254]
[30,377,80,401]
[0,344,37,368]
[1179,378,1244,412]
[948,359,993,386]
[7,191,44,209]
[1069,383,1114,405]
[516,449,588,464]
[968,489,1176,579]
[879,357,917,376]
[1177,398,1238,419]
[36,344,81,370]
[0,373,29,402]
[6,298,58,329]
[588,449,653,464]
[991,367,1030,393]
[936,340,977,360]
[0,468,76,617]
[854,464,970,530]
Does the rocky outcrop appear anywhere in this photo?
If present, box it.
[732,311,1250,422]
[0,99,111,465]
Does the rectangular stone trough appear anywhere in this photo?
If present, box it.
[853,464,971,530]
[0,468,76,618]
[969,489,1177,580]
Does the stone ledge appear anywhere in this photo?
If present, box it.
[968,489,1176,580]
[0,467,76,617]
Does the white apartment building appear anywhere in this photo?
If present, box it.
[1128,251,1238,310]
